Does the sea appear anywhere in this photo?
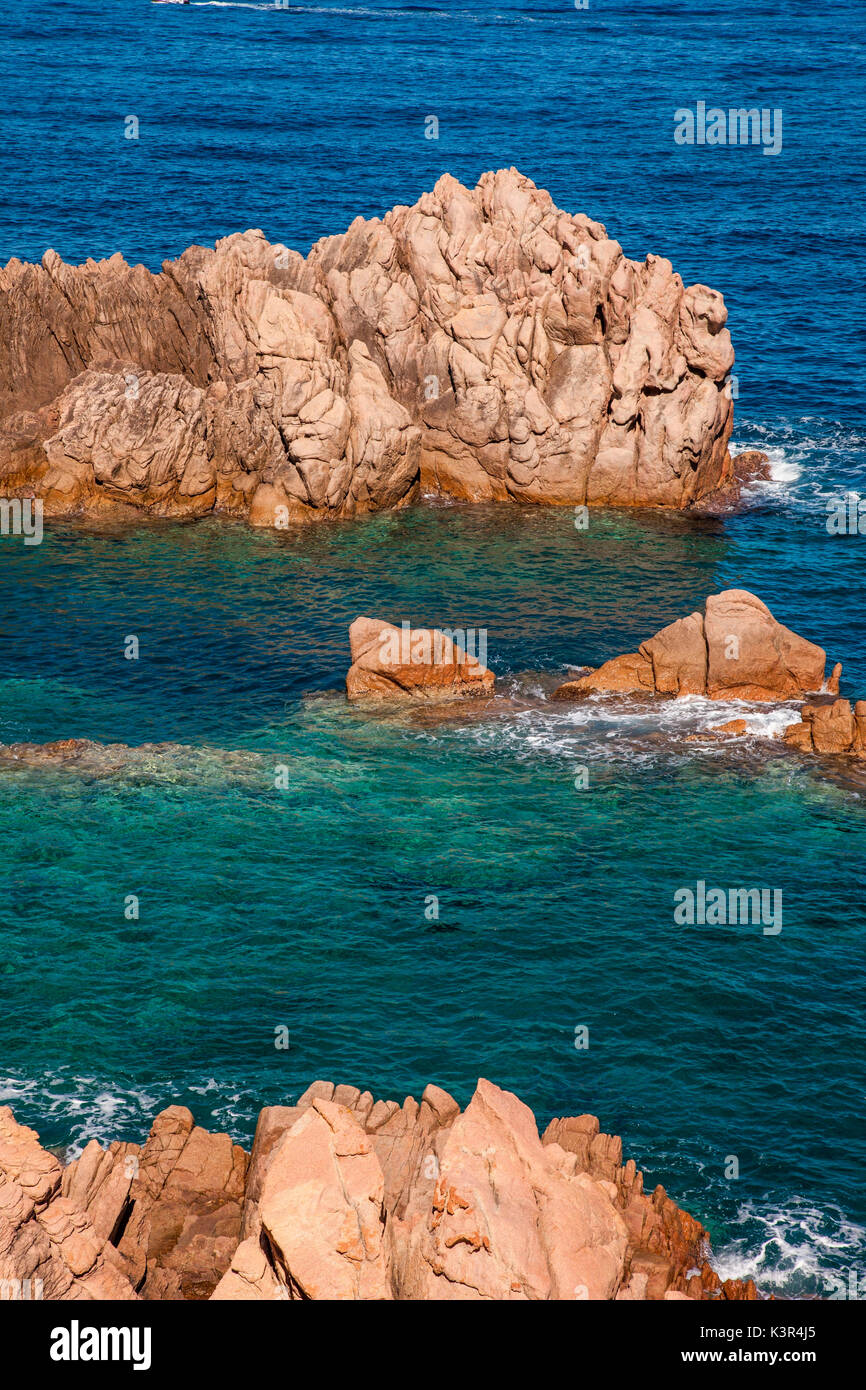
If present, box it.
[1,0,864,1298]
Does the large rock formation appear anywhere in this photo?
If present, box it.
[0,170,737,525]
[345,616,495,701]
[1,1081,758,1302]
[254,1098,393,1301]
[554,589,840,703]
[392,1080,628,1300]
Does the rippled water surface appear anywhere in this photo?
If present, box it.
[2,0,865,1298]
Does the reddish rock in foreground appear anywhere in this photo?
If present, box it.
[1,1080,759,1302]
[61,1105,248,1301]
[346,616,495,701]
[0,1107,137,1301]
[553,589,838,703]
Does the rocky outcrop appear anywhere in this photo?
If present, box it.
[784,698,866,757]
[710,718,748,735]
[1,1081,759,1301]
[393,1080,628,1300]
[62,1106,247,1300]
[0,170,738,526]
[119,1108,246,1300]
[553,589,839,703]
[255,1098,392,1300]
[0,1107,137,1301]
[345,616,495,701]
[61,1136,140,1247]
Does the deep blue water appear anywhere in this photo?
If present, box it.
[1,0,865,1297]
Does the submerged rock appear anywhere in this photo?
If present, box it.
[0,737,172,771]
[1,170,737,527]
[553,589,839,703]
[0,737,263,782]
[345,616,495,701]
[2,1080,759,1301]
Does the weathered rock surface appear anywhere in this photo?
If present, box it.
[257,1098,392,1300]
[346,616,495,701]
[0,170,737,525]
[1,1081,759,1301]
[0,1107,137,1301]
[60,1106,248,1300]
[114,1107,248,1300]
[784,698,866,758]
[394,1079,628,1300]
[553,589,838,703]
[61,1137,141,1247]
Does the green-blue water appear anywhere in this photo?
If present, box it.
[2,483,865,1297]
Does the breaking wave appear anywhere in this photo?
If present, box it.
[432,684,804,771]
[732,414,866,516]
[713,1198,866,1300]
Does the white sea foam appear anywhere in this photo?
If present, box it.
[767,453,803,486]
[658,694,802,741]
[0,1072,158,1155]
[0,1076,37,1104]
[713,1198,866,1297]
[731,438,804,505]
[0,1068,266,1155]
[731,415,866,517]
[438,684,803,770]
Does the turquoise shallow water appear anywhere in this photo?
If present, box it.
[1,454,865,1298]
